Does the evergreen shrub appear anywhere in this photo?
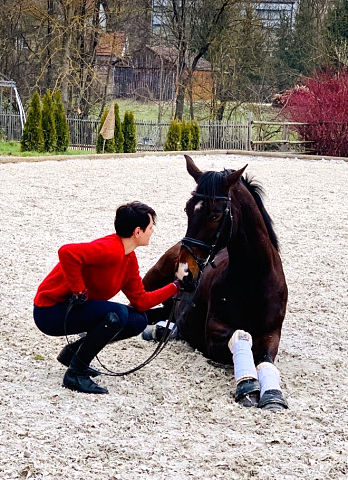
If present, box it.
[42,89,57,152]
[190,121,200,150]
[53,91,69,152]
[122,111,136,153]
[164,119,182,151]
[20,91,44,152]
[114,102,124,153]
[180,121,193,150]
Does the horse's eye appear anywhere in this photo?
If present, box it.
[211,213,220,221]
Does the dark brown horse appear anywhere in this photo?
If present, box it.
[143,155,288,410]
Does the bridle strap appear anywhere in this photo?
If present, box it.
[181,194,233,270]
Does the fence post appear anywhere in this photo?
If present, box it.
[247,112,253,151]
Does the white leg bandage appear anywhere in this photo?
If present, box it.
[257,362,282,397]
[156,320,175,330]
[228,330,258,384]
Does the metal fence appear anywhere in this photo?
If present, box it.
[3,113,312,153]
[68,118,249,152]
[0,114,249,152]
[0,113,22,142]
[68,116,99,150]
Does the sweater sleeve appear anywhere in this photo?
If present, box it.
[122,253,178,312]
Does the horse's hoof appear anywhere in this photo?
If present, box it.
[237,393,260,408]
[235,379,260,407]
[258,389,288,410]
[261,402,286,412]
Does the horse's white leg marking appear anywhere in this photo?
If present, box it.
[257,362,282,397]
[228,330,258,383]
[176,262,189,281]
[194,200,203,212]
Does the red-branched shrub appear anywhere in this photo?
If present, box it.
[280,70,348,157]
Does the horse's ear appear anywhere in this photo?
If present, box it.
[224,165,248,191]
[184,155,203,183]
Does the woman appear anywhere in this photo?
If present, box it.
[33,201,183,394]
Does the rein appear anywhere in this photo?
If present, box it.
[63,289,194,377]
[181,193,233,271]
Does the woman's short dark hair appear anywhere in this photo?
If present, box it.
[114,201,157,238]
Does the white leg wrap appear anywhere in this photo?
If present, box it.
[257,362,282,397]
[156,320,175,330]
[228,330,258,384]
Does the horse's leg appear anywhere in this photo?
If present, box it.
[253,332,288,411]
[228,330,261,407]
[142,243,181,338]
[143,242,181,292]
[205,316,260,407]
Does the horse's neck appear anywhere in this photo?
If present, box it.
[228,198,274,265]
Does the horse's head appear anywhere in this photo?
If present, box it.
[175,155,247,283]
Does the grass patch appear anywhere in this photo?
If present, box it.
[0,141,93,157]
[94,99,272,123]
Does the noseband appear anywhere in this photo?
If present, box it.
[181,193,233,271]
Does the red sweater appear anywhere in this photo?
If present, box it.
[34,234,177,311]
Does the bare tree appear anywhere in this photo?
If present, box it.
[156,0,236,120]
[0,0,126,114]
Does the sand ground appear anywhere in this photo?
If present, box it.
[0,153,347,480]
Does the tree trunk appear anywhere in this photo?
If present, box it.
[175,82,186,120]
[59,3,73,111]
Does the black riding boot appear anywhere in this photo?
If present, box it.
[63,312,123,394]
[57,337,101,377]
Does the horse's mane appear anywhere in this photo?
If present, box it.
[196,169,279,252]
[196,170,225,198]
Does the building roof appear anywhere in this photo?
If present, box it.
[96,33,127,57]
[146,45,211,71]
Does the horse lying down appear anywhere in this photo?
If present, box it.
[143,155,288,411]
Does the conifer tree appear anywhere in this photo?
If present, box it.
[190,121,200,150]
[42,89,57,152]
[20,91,44,152]
[180,121,193,150]
[53,91,69,152]
[164,120,181,151]
[114,102,124,153]
[96,108,115,153]
[122,111,136,153]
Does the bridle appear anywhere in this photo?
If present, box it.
[181,193,233,272]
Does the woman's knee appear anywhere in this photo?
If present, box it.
[110,304,129,329]
[132,311,148,335]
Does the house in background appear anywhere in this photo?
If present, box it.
[256,0,297,28]
[96,0,298,104]
[113,45,212,102]
[151,0,298,33]
[95,32,128,99]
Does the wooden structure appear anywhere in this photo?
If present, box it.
[95,33,127,98]
[113,45,212,102]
